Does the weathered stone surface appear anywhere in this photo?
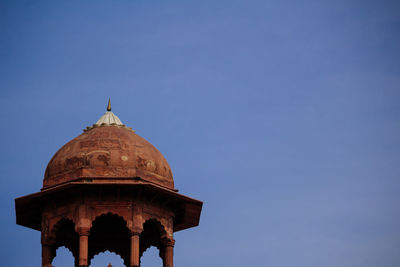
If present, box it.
[44,126,174,190]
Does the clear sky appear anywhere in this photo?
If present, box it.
[1,0,400,266]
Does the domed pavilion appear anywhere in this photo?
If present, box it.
[15,100,203,267]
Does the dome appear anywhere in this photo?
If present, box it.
[43,103,174,190]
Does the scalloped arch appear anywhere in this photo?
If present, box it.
[91,210,131,230]
[49,217,76,241]
[52,245,76,265]
[139,218,169,260]
[89,212,131,266]
[140,243,164,260]
[89,249,128,267]
[142,218,167,237]
[48,218,78,265]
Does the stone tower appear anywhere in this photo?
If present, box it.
[15,101,202,267]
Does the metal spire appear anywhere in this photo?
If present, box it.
[107,98,111,111]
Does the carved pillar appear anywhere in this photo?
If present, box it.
[78,227,90,267]
[163,238,175,267]
[41,214,54,267]
[130,231,140,267]
[42,243,53,267]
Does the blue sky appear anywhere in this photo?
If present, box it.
[1,0,400,266]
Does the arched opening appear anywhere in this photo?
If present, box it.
[140,246,163,267]
[89,251,125,267]
[89,213,130,266]
[51,218,79,266]
[52,246,75,267]
[140,219,167,266]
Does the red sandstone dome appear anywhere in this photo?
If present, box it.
[43,103,174,190]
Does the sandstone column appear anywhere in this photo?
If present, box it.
[42,243,53,267]
[78,227,90,267]
[164,238,175,267]
[130,232,140,267]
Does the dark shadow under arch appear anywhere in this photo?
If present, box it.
[140,219,167,265]
[89,213,130,266]
[51,218,79,266]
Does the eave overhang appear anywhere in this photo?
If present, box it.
[15,180,202,233]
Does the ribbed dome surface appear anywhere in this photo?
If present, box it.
[43,126,174,190]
